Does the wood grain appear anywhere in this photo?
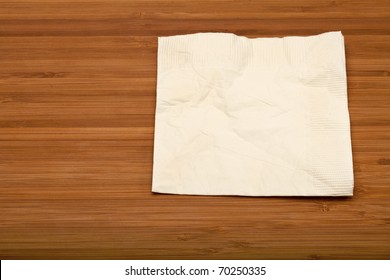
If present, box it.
[0,0,389,260]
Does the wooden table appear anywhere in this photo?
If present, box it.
[1,0,389,260]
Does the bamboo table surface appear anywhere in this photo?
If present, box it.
[0,0,389,260]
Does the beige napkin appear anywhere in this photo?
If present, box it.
[152,31,354,196]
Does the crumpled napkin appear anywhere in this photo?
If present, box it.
[152,31,354,196]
